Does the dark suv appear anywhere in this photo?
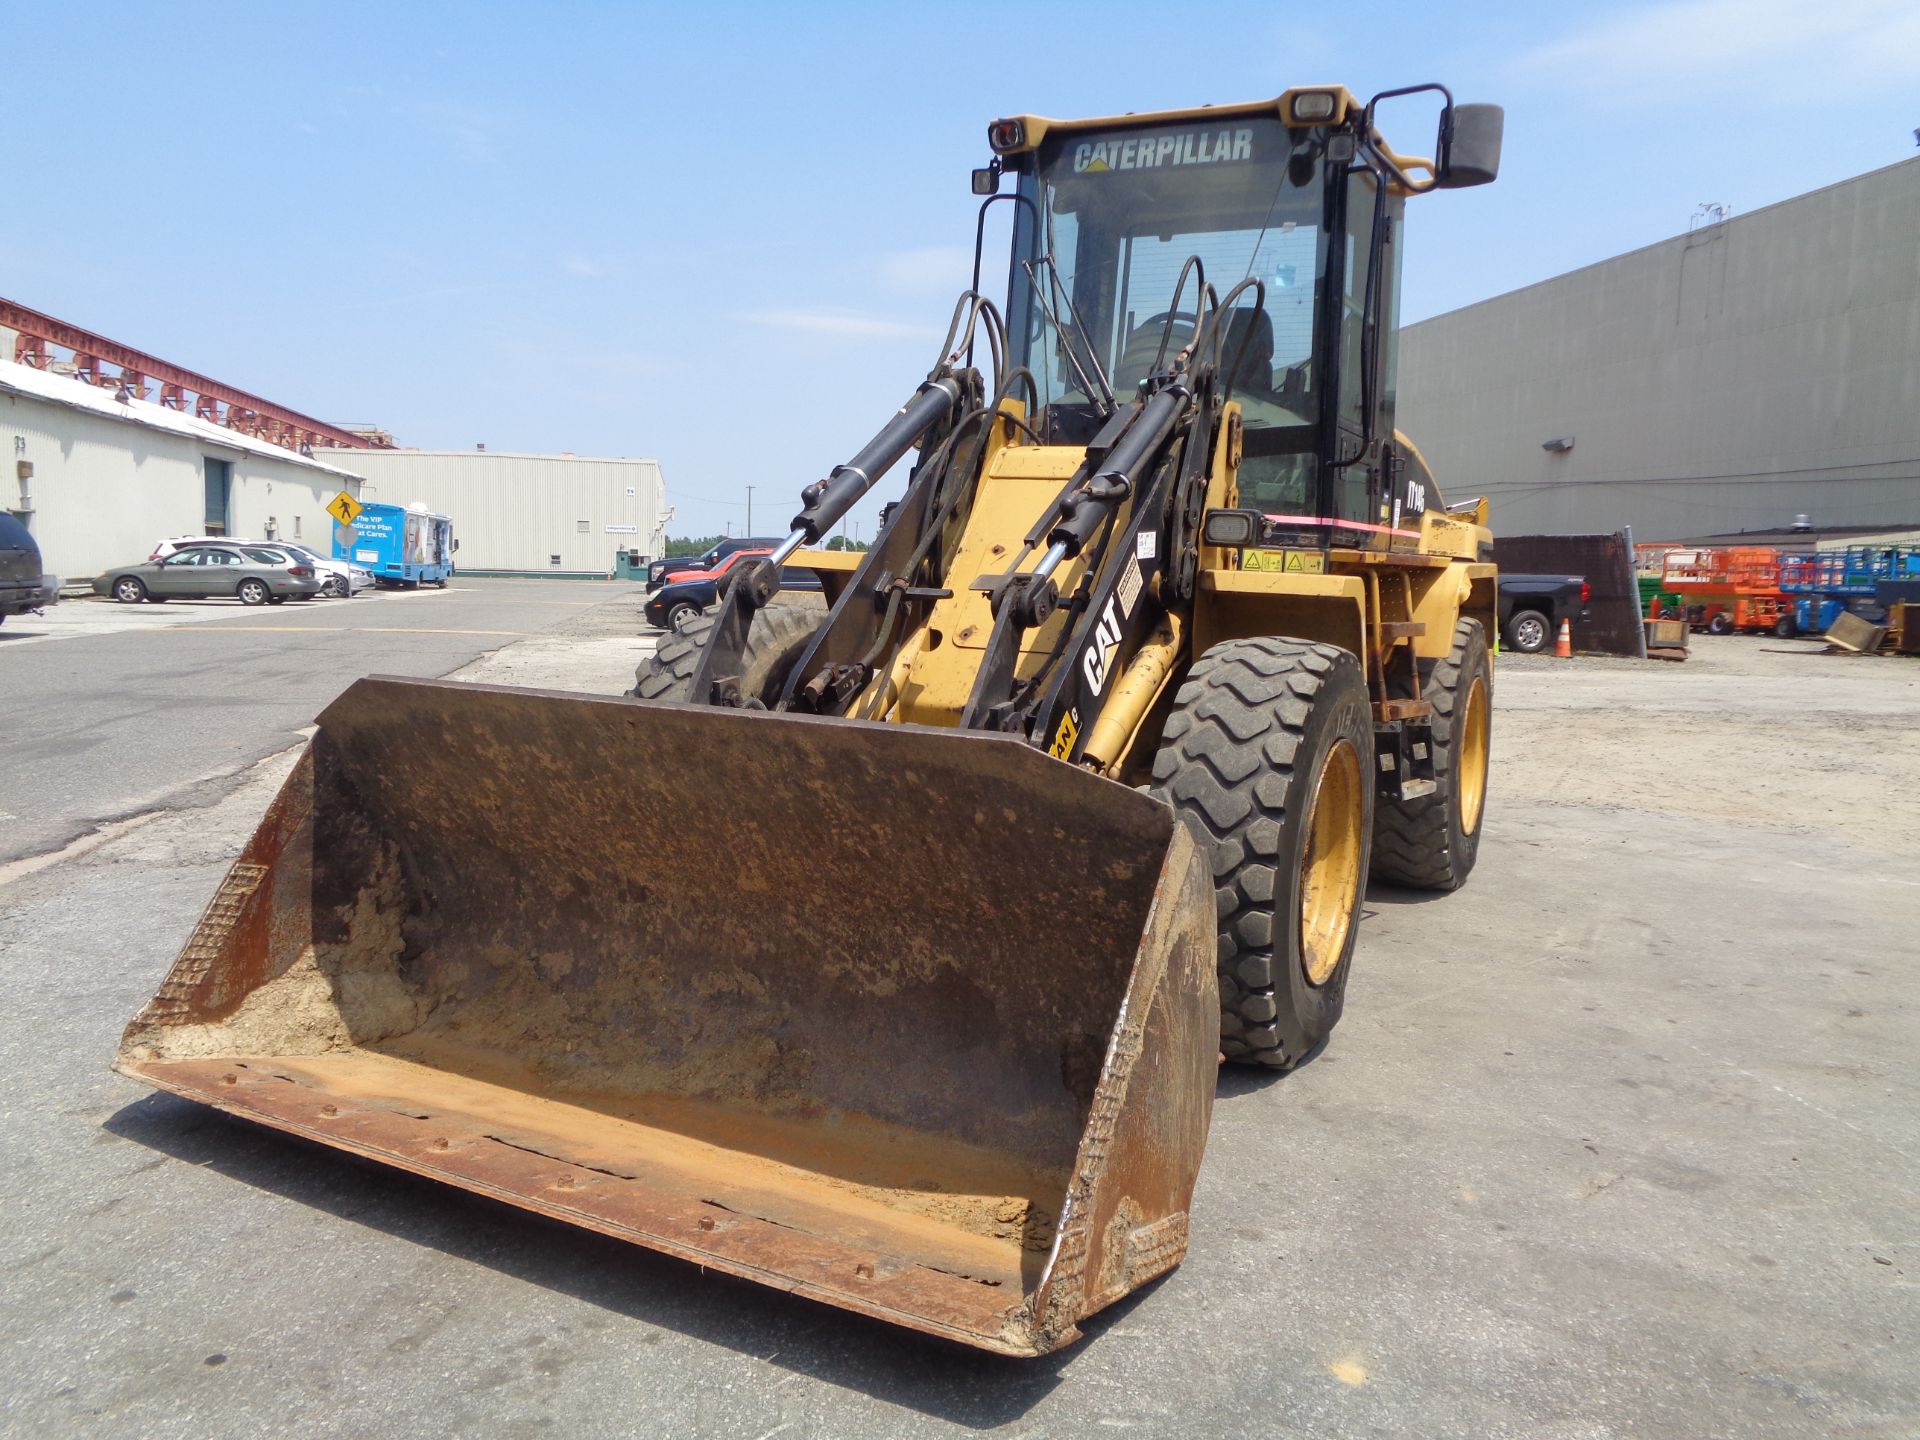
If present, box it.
[646,537,782,592]
[0,514,58,626]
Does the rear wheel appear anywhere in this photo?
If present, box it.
[1773,615,1798,639]
[1706,612,1733,635]
[1151,638,1374,1069]
[113,576,147,604]
[1504,608,1549,653]
[1372,619,1491,891]
[633,604,822,706]
[238,579,270,606]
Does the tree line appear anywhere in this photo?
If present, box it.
[663,534,869,557]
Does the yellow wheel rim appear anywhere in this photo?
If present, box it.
[1458,675,1490,837]
[1298,739,1363,987]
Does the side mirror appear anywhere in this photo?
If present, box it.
[452,538,460,552]
[1438,103,1503,189]
[971,164,1001,196]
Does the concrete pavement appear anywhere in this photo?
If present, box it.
[0,580,654,867]
[0,634,1915,1437]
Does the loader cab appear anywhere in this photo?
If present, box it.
[995,96,1411,545]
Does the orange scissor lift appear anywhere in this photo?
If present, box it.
[1660,547,1791,635]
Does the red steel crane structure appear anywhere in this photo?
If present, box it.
[2,297,392,454]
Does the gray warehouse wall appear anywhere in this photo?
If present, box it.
[316,450,667,574]
[1397,157,1920,541]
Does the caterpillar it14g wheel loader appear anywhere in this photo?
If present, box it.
[116,85,1501,1356]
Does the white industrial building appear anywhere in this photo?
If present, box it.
[1,359,366,582]
[315,448,668,577]
[1398,156,1920,540]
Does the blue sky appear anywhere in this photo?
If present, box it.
[4,0,1916,541]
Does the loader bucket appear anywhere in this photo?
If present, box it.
[115,677,1218,1356]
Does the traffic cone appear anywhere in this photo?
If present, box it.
[1554,617,1573,659]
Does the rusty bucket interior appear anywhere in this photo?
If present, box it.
[115,677,1218,1355]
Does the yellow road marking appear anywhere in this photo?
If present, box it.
[354,627,527,636]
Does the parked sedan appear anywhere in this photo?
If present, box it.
[644,560,822,631]
[93,543,324,606]
[154,535,369,596]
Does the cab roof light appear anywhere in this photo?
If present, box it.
[1289,90,1338,123]
[987,119,1026,154]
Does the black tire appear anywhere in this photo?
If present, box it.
[632,604,822,705]
[1706,612,1733,635]
[1504,608,1550,653]
[659,600,701,634]
[112,576,147,604]
[1151,638,1374,1069]
[321,576,343,597]
[1773,615,1798,639]
[238,579,270,606]
[1372,619,1491,892]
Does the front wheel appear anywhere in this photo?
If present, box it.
[113,576,148,604]
[634,605,822,704]
[1773,615,1798,639]
[662,600,700,634]
[1504,609,1550,654]
[1152,638,1374,1069]
[237,579,270,606]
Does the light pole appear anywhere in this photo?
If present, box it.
[746,485,755,536]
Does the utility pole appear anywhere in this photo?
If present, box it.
[746,485,755,536]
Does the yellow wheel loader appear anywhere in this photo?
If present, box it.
[116,85,1502,1356]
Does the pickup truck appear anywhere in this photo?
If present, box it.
[644,554,823,631]
[1499,574,1588,653]
[646,536,782,592]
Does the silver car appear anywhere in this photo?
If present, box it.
[93,543,325,606]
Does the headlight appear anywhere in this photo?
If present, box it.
[1201,508,1261,547]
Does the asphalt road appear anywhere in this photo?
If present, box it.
[0,582,624,867]
[0,636,1915,1438]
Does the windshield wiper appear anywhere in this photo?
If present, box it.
[1023,256,1117,415]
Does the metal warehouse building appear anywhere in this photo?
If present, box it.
[1397,156,1920,540]
[316,449,668,577]
[1,359,365,582]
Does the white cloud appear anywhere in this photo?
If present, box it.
[737,309,938,340]
[400,98,505,164]
[559,255,605,279]
[1521,0,1920,93]
[876,245,975,294]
